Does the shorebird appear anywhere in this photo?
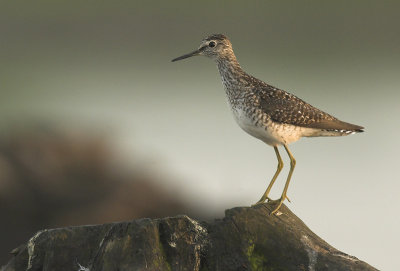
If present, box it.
[172,34,364,214]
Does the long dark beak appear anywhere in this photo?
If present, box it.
[171,49,201,62]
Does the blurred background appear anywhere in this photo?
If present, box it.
[0,1,399,270]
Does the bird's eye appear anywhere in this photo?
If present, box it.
[209,41,216,48]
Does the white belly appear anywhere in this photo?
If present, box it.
[231,107,303,146]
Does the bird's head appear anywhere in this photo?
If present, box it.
[172,34,234,62]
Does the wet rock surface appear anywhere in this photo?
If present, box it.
[2,204,377,271]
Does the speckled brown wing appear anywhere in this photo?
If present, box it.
[258,86,364,132]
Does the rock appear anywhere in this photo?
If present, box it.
[205,204,376,271]
[0,127,190,265]
[1,204,377,271]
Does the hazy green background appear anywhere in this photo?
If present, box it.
[1,1,399,270]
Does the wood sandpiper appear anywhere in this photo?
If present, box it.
[172,34,364,214]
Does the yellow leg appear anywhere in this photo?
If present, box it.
[254,146,283,205]
[270,144,296,215]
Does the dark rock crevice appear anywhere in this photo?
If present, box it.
[2,204,378,271]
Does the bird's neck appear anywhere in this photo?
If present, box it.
[216,54,247,90]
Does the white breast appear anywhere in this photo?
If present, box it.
[231,107,303,146]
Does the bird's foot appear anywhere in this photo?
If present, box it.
[252,195,290,208]
[270,195,291,203]
[251,196,273,207]
[267,197,286,215]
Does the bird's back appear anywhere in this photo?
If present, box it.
[255,84,364,134]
